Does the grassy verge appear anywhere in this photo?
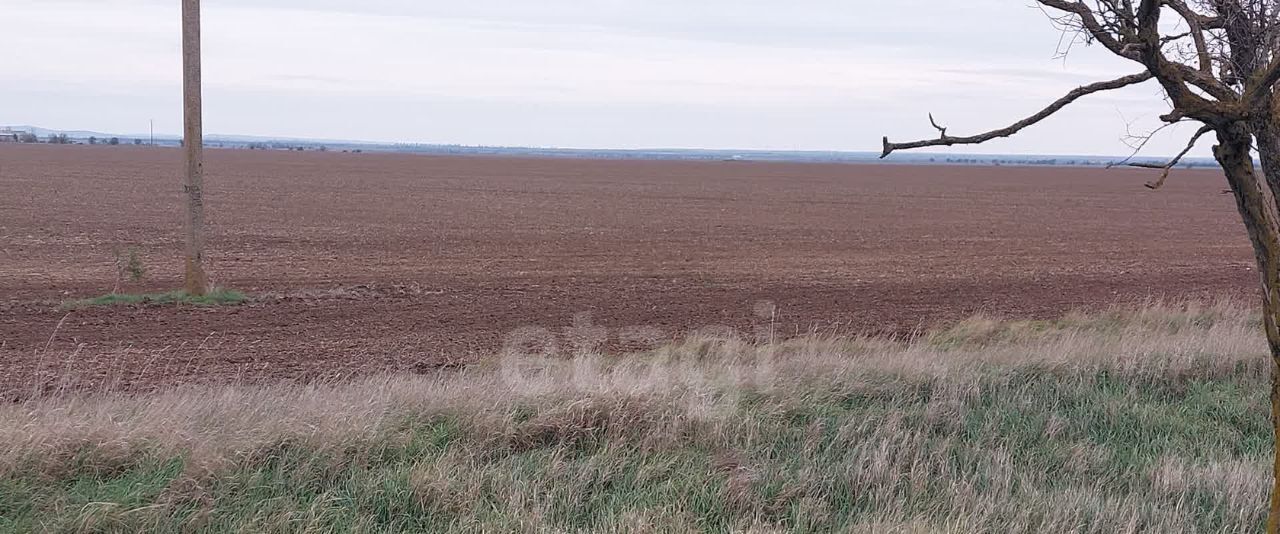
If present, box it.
[0,300,1269,532]
[62,288,248,309]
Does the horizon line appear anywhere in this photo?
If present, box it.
[0,124,1217,162]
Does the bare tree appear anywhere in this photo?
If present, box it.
[881,1,1280,528]
[182,0,209,296]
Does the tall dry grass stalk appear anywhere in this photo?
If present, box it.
[0,298,1271,532]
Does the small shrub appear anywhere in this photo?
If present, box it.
[110,248,147,293]
[124,250,146,282]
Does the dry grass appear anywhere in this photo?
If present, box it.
[0,299,1271,533]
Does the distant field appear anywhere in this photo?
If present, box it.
[0,144,1258,395]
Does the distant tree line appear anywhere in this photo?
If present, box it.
[87,136,123,146]
[8,133,143,145]
[245,142,332,152]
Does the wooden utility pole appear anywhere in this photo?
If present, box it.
[182,0,209,295]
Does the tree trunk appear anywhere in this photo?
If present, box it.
[1216,123,1280,532]
[181,0,209,296]
[1257,122,1280,533]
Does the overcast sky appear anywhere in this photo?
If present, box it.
[0,0,1212,156]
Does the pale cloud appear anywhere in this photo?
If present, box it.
[0,0,1205,155]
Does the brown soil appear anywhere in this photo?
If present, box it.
[0,144,1257,396]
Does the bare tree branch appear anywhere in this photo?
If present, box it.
[1130,0,1243,120]
[1122,124,1214,189]
[1041,1,1238,110]
[1166,0,1214,74]
[1037,0,1142,59]
[1161,30,1194,45]
[1245,54,1280,110]
[1113,117,1190,163]
[880,72,1154,158]
[928,113,947,138]
[1168,61,1242,101]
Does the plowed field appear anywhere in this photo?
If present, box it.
[0,145,1256,396]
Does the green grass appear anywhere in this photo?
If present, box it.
[0,372,1267,533]
[62,289,248,309]
[0,300,1270,532]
